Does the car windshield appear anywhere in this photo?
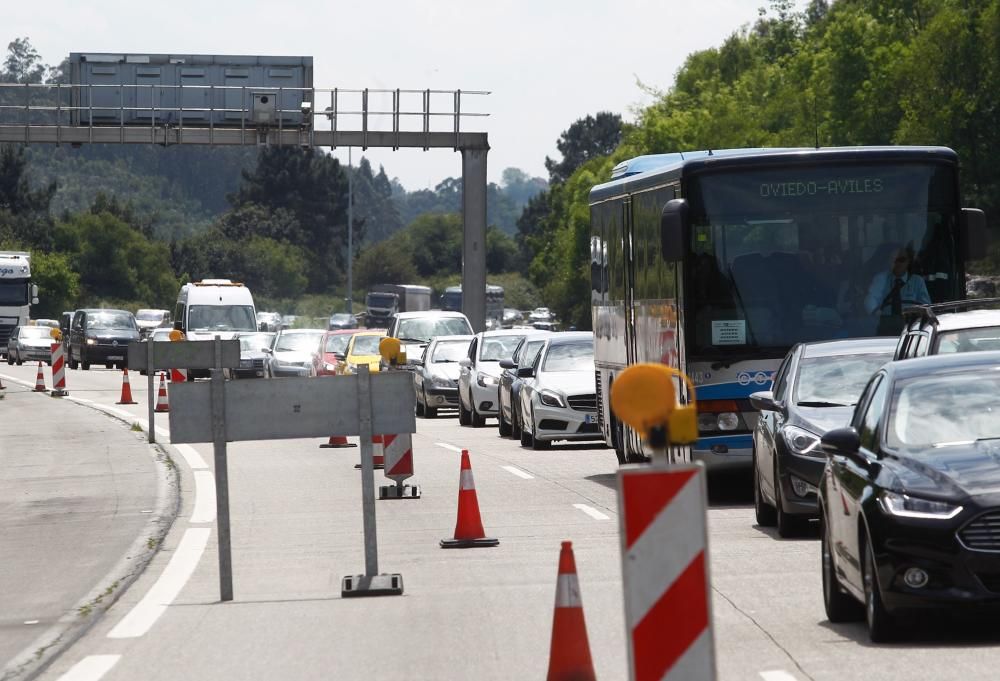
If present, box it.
[480,335,524,362]
[352,335,383,355]
[20,326,51,339]
[397,317,472,342]
[136,310,164,322]
[794,353,891,406]
[188,305,256,332]
[325,335,352,353]
[935,327,1000,354]
[89,312,136,330]
[432,340,469,362]
[238,334,273,351]
[275,331,324,352]
[542,342,594,372]
[889,371,1000,448]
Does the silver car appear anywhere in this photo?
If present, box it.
[264,328,326,377]
[7,326,54,365]
[518,332,601,449]
[413,335,473,418]
[234,332,275,378]
[457,329,527,427]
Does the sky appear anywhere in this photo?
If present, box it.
[6,0,780,191]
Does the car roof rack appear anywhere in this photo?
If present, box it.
[902,297,1000,324]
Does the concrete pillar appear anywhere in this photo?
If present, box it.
[461,148,488,332]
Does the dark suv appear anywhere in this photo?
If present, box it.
[894,298,1000,360]
[68,309,140,370]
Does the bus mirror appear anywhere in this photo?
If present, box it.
[960,208,988,260]
[661,199,689,262]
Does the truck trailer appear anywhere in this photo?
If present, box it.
[365,284,431,327]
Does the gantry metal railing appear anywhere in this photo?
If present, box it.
[0,83,490,150]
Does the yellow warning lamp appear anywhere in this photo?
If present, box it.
[379,337,402,366]
[610,363,698,448]
[50,328,62,342]
[169,329,186,342]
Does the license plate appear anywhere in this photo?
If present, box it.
[108,355,124,360]
[584,413,596,424]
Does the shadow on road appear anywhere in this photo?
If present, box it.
[817,614,1000,648]
[707,469,753,508]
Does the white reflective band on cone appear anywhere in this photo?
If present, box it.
[554,574,582,608]
[460,469,476,490]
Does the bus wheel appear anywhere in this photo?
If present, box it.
[610,412,627,465]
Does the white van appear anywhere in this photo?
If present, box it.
[175,279,257,340]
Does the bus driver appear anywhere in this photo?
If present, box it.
[864,245,930,335]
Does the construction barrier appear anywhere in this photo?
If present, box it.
[440,450,498,548]
[618,465,714,681]
[547,541,596,681]
[50,342,67,397]
[154,372,170,412]
[171,367,188,383]
[33,361,46,392]
[354,435,384,470]
[379,433,420,499]
[117,368,137,404]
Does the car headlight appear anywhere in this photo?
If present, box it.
[432,375,454,388]
[782,425,822,457]
[878,491,963,520]
[477,373,499,387]
[539,390,565,408]
[86,338,96,345]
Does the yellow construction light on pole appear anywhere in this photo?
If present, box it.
[610,364,699,450]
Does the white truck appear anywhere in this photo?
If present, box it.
[365,284,431,328]
[174,279,257,377]
[0,251,38,358]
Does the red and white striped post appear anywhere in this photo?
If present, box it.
[49,341,67,397]
[171,368,187,383]
[617,464,715,681]
[379,433,421,499]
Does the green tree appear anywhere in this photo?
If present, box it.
[354,241,418,291]
[405,212,463,277]
[1,38,47,83]
[29,250,80,318]
[544,113,623,185]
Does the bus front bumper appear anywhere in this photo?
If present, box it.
[692,434,752,471]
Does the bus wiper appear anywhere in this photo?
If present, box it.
[797,401,848,407]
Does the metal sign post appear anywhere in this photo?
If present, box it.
[210,338,234,601]
[146,339,155,443]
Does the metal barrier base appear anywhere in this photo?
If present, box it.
[379,483,421,500]
[439,537,500,549]
[341,573,404,598]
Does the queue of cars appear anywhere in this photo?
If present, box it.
[747,298,1000,641]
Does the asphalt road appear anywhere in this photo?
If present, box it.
[4,362,1000,681]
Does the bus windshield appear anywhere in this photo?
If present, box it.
[686,162,959,355]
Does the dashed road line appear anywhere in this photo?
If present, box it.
[106,528,211,639]
[760,671,800,681]
[435,442,463,452]
[55,654,121,681]
[573,503,611,520]
[501,465,534,479]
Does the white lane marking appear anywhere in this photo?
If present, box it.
[435,442,463,452]
[760,671,800,681]
[102,406,135,421]
[106,528,211,639]
[155,426,169,439]
[573,503,611,520]
[190,471,216,524]
[67,397,94,404]
[56,655,121,681]
[501,465,534,480]
[175,444,208,470]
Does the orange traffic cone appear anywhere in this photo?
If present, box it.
[33,361,46,392]
[354,435,386,470]
[320,434,357,449]
[546,541,596,681]
[117,368,137,405]
[154,372,169,412]
[440,449,499,548]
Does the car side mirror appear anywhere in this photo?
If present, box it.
[749,390,782,413]
[660,198,689,262]
[961,207,988,259]
[821,427,861,457]
[459,358,472,369]
[499,358,515,370]
[516,366,535,378]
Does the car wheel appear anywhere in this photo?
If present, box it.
[5,353,11,366]
[458,392,471,426]
[531,407,550,450]
[511,401,522,440]
[471,403,485,427]
[862,531,896,642]
[69,354,78,370]
[498,405,512,437]
[822,515,863,623]
[753,452,777,527]
[775,460,807,538]
[423,389,437,418]
[15,352,23,366]
[415,388,425,417]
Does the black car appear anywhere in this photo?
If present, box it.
[497,332,550,438]
[750,337,897,537]
[68,308,140,370]
[327,312,358,331]
[819,351,1000,641]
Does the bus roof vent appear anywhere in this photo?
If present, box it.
[610,153,690,180]
[195,279,235,286]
